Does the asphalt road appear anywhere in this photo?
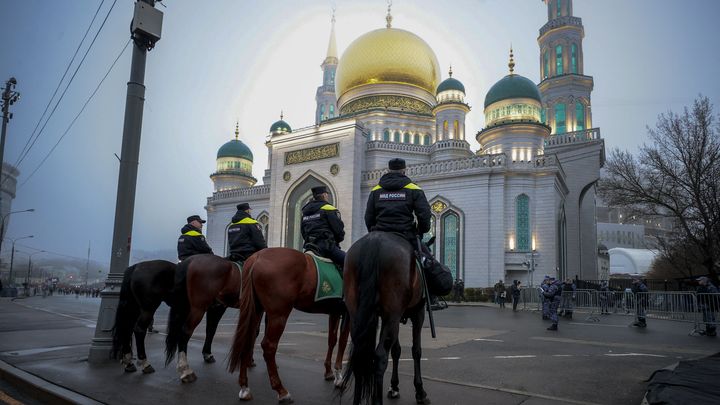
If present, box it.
[0,295,717,405]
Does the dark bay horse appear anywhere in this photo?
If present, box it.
[228,247,350,403]
[340,232,429,405]
[164,254,240,382]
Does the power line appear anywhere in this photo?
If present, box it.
[11,242,109,264]
[18,38,131,188]
[13,0,118,170]
[15,0,107,164]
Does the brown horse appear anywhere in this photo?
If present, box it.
[228,247,350,403]
[164,254,241,382]
[340,232,429,405]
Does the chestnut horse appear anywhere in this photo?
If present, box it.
[228,247,350,403]
[164,254,240,382]
[340,232,430,405]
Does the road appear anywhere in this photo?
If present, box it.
[0,295,717,404]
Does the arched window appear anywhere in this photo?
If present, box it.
[383,129,390,142]
[319,104,325,121]
[575,102,585,131]
[403,132,410,143]
[555,45,563,75]
[516,194,530,251]
[329,105,335,118]
[555,103,566,134]
[571,44,578,74]
[423,216,437,255]
[543,51,549,79]
[441,211,460,279]
[540,108,546,124]
[258,214,270,242]
[443,120,448,138]
[413,134,420,144]
[556,0,562,17]
[393,131,401,143]
[453,120,459,139]
[424,134,431,145]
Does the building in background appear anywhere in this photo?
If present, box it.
[205,0,605,287]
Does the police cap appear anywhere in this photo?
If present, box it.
[236,203,250,211]
[311,186,328,196]
[388,158,406,170]
[187,215,206,224]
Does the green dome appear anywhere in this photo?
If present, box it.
[217,139,253,161]
[436,77,465,94]
[269,119,292,134]
[484,74,541,108]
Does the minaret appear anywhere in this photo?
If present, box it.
[315,10,338,124]
[538,0,593,134]
[433,65,471,160]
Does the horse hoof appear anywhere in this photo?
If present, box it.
[124,363,137,373]
[387,389,400,399]
[203,353,216,363]
[238,387,253,401]
[324,372,334,381]
[249,359,257,368]
[142,364,155,374]
[278,393,294,404]
[416,395,431,404]
[181,372,197,384]
[333,370,344,388]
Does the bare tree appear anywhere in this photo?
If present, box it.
[598,96,720,283]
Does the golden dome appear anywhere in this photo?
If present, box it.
[335,27,441,99]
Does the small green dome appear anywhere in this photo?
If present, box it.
[484,74,541,108]
[269,119,292,134]
[217,139,253,161]
[436,77,465,94]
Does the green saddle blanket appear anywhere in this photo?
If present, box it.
[309,254,343,301]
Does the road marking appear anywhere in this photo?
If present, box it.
[530,336,713,355]
[399,358,428,361]
[552,354,573,357]
[11,302,96,326]
[0,389,25,405]
[439,357,461,360]
[494,355,536,359]
[569,322,627,328]
[410,374,603,405]
[473,338,504,342]
[1,345,78,357]
[604,353,667,358]
[288,322,316,325]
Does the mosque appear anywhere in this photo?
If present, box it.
[204,0,605,288]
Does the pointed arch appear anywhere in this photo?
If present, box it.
[282,171,336,250]
[427,196,465,280]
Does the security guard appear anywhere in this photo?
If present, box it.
[300,186,346,268]
[543,276,562,331]
[177,215,213,261]
[227,203,267,262]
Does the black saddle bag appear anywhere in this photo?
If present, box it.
[424,260,453,296]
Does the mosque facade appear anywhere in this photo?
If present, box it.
[204,0,605,287]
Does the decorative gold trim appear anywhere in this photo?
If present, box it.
[330,164,340,176]
[340,95,433,116]
[431,200,447,213]
[284,143,339,165]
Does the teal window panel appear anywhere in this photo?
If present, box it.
[516,194,530,251]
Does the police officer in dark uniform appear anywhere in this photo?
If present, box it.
[300,186,346,268]
[365,158,449,309]
[227,203,267,262]
[177,215,214,261]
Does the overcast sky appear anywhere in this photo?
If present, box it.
[1,0,719,265]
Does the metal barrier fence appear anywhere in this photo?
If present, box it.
[518,288,720,334]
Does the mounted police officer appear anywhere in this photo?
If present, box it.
[300,186,346,269]
[177,215,213,261]
[365,158,451,309]
[227,203,267,262]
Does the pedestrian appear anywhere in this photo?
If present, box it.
[365,158,451,310]
[544,276,562,330]
[227,203,267,263]
[541,276,551,320]
[453,278,465,302]
[559,278,576,319]
[631,277,648,328]
[499,288,507,308]
[598,281,610,314]
[177,215,213,261]
[494,279,505,306]
[511,280,522,311]
[696,276,718,337]
[301,186,345,270]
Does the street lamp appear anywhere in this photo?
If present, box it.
[7,235,33,286]
[0,208,34,254]
[26,250,45,285]
[523,249,539,287]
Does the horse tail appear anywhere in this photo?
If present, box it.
[341,235,381,402]
[165,259,189,366]
[111,264,140,360]
[228,255,259,373]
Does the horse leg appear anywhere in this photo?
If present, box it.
[387,340,401,399]
[238,308,264,401]
[324,314,340,381]
[134,309,156,374]
[411,309,429,405]
[202,303,226,363]
[177,307,204,383]
[262,312,293,404]
[375,317,400,405]
[334,312,350,387]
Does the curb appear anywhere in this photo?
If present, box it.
[0,360,104,405]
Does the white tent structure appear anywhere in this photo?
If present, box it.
[608,248,659,276]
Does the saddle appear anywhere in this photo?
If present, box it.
[305,251,343,301]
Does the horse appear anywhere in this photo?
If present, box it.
[164,254,240,382]
[228,247,350,403]
[340,231,430,405]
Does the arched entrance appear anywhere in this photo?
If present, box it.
[284,174,334,250]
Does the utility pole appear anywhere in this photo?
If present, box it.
[1,78,20,222]
[88,0,162,363]
[85,240,90,286]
